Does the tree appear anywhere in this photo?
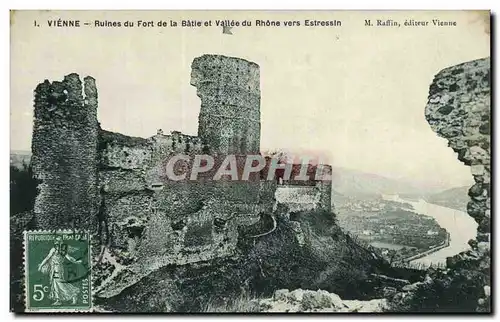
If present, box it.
[10,162,38,216]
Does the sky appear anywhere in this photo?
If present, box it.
[10,10,490,189]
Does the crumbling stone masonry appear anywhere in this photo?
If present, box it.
[32,74,99,231]
[96,129,276,297]
[192,55,261,154]
[425,57,491,237]
[30,54,333,300]
[275,179,332,213]
[424,57,491,311]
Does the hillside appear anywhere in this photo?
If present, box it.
[330,167,442,198]
[423,186,469,212]
[10,150,31,170]
[10,159,408,312]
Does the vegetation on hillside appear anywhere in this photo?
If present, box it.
[10,163,38,216]
[424,186,469,211]
[10,163,38,312]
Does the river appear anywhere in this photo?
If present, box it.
[383,194,477,267]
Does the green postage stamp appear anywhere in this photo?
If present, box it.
[23,230,92,312]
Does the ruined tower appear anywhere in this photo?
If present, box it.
[191,54,261,154]
[31,73,99,231]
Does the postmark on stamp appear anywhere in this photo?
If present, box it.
[24,230,92,312]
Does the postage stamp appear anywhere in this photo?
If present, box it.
[23,230,92,312]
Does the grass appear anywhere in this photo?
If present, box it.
[202,291,262,313]
[288,213,383,299]
[386,252,491,313]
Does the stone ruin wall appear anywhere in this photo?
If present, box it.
[424,56,491,312]
[192,55,261,154]
[425,57,491,241]
[97,128,276,297]
[275,183,331,213]
[275,165,333,213]
[30,54,334,299]
[32,73,99,232]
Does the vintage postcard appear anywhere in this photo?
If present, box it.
[10,10,490,313]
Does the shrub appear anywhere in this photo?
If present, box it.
[390,264,489,312]
[202,292,261,313]
[10,163,38,216]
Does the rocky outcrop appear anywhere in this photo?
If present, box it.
[257,289,388,312]
[241,209,390,301]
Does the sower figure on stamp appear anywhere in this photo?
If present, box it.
[37,236,82,305]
